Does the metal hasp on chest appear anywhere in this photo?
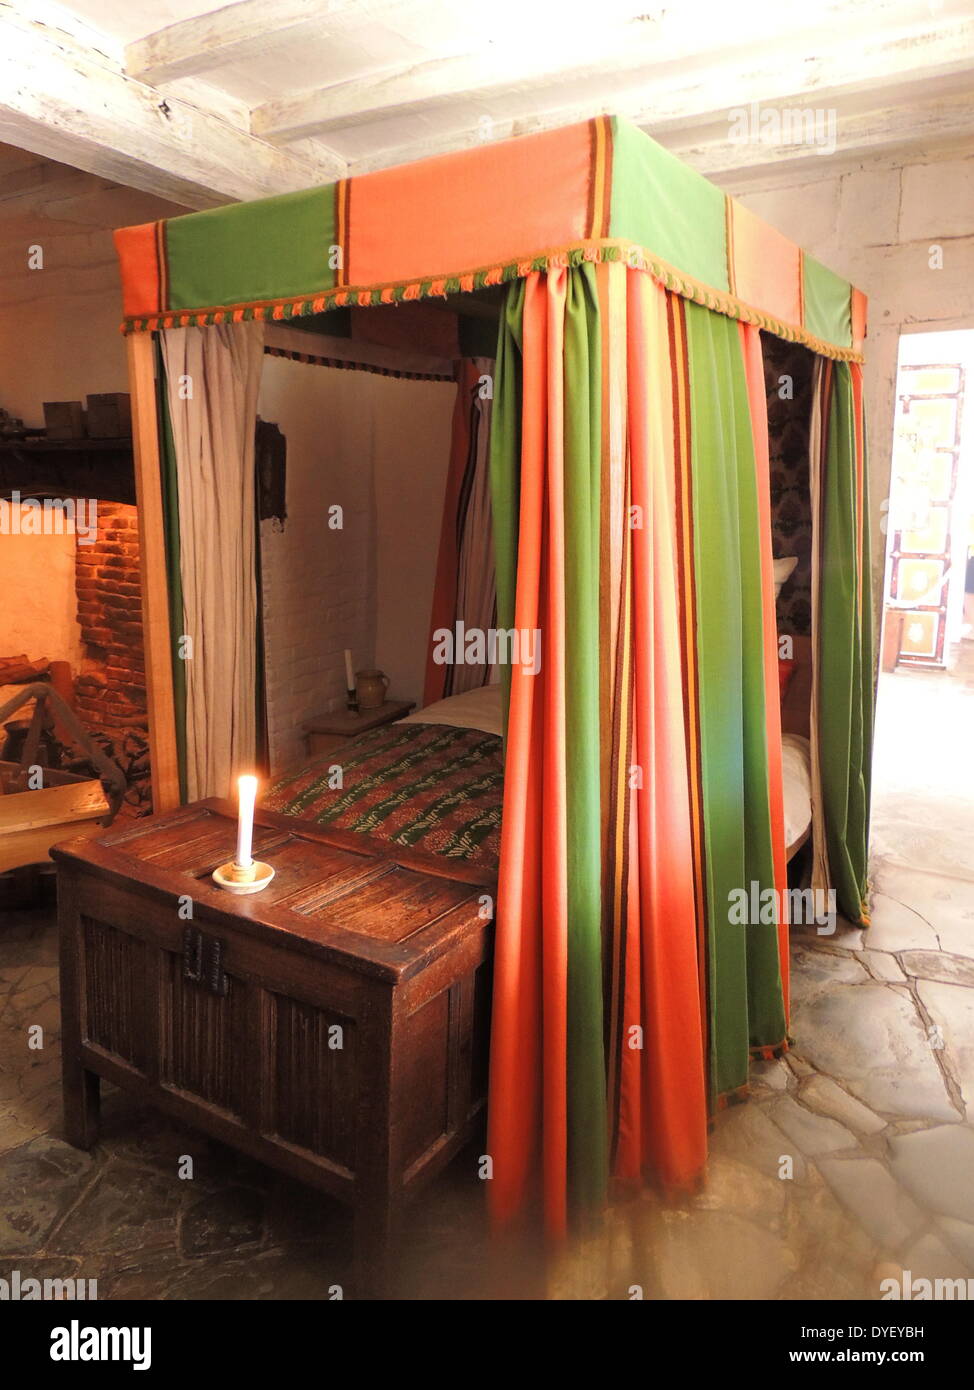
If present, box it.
[53,799,494,1297]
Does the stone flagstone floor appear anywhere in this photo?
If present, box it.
[1,650,972,1300]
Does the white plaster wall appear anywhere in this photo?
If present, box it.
[729,145,974,616]
[0,148,183,426]
[256,356,454,773]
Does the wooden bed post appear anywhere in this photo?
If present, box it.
[127,332,181,812]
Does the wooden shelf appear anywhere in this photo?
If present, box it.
[0,436,132,452]
[0,436,135,505]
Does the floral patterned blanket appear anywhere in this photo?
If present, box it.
[261,721,503,868]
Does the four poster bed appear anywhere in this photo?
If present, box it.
[57,115,873,1272]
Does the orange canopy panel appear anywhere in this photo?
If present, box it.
[114,115,865,360]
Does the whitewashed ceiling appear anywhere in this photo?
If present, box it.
[1,0,973,208]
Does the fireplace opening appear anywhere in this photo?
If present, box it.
[72,500,150,812]
[1,438,151,825]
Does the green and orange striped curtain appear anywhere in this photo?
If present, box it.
[485,262,855,1231]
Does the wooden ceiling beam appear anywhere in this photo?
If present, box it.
[347,89,974,182]
[250,1,971,145]
[0,1,346,210]
[341,16,974,177]
[665,91,974,178]
[126,0,412,87]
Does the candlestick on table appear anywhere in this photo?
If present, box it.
[212,773,275,894]
[344,647,359,712]
[235,774,257,869]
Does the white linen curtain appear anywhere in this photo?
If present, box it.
[160,321,265,800]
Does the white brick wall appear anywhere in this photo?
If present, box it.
[257,356,454,773]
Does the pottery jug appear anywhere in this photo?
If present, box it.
[356,669,389,710]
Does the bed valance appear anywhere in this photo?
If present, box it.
[114,116,866,361]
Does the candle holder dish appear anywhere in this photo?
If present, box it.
[212,860,275,894]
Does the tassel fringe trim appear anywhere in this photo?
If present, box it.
[121,237,865,363]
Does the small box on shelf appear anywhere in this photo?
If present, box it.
[86,392,132,438]
[43,401,86,439]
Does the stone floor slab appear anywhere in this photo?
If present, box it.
[900,951,974,988]
[889,1126,974,1224]
[858,949,906,982]
[691,1155,787,1226]
[916,980,974,1114]
[797,1075,887,1136]
[900,1232,972,1282]
[181,1185,265,1258]
[871,864,974,959]
[654,1210,798,1300]
[792,981,960,1123]
[928,1217,972,1273]
[749,1057,791,1092]
[0,1135,95,1256]
[710,1100,808,1182]
[788,948,871,1013]
[865,894,941,952]
[937,1217,974,1271]
[816,1157,926,1252]
[769,1096,859,1157]
[48,1163,188,1258]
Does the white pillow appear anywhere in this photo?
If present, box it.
[400,685,503,737]
[773,555,798,598]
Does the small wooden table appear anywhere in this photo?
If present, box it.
[301,700,415,759]
[54,798,493,1296]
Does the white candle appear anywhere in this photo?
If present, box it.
[235,774,258,869]
[344,648,355,691]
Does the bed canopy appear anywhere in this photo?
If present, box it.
[114,115,873,1238]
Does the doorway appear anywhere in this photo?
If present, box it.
[871,327,974,879]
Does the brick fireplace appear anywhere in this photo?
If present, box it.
[74,501,145,728]
[73,502,149,805]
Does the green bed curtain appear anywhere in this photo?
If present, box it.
[683,302,786,1102]
[561,266,607,1219]
[819,361,874,924]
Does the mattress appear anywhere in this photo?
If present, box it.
[782,732,812,856]
[264,686,810,872]
[262,711,503,868]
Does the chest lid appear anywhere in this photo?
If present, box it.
[52,799,494,981]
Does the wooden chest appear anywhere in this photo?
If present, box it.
[54,799,494,1294]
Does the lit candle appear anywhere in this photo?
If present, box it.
[235,774,258,869]
[344,648,355,693]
